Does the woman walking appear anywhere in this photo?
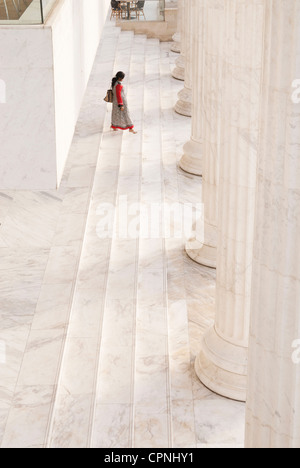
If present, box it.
[111,71,137,133]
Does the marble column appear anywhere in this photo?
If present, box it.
[172,0,186,81]
[245,0,300,448]
[185,0,225,268]
[179,0,204,175]
[195,0,265,401]
[171,0,182,54]
[175,0,193,117]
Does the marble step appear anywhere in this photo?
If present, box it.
[159,41,197,448]
[0,21,247,450]
[0,21,124,450]
[47,30,145,449]
[90,34,148,449]
[90,37,171,449]
[132,37,174,448]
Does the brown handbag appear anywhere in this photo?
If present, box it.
[104,89,113,103]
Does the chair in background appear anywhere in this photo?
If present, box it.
[119,1,130,20]
[110,0,121,20]
[136,0,146,20]
[130,0,146,21]
[110,7,121,20]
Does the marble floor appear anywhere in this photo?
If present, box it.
[0,19,245,448]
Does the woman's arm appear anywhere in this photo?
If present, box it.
[116,84,124,108]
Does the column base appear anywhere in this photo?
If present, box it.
[171,43,181,54]
[180,139,203,176]
[175,87,192,117]
[172,54,185,81]
[171,32,181,53]
[185,238,216,269]
[195,326,248,402]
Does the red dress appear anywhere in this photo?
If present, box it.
[111,82,134,130]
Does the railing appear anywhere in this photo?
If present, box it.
[0,0,56,24]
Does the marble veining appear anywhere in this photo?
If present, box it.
[0,19,245,448]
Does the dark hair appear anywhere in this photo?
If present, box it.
[112,71,125,88]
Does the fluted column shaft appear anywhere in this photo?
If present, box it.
[175,0,193,117]
[245,0,300,448]
[180,0,204,175]
[195,0,265,401]
[186,0,225,268]
[172,0,186,80]
[171,0,182,53]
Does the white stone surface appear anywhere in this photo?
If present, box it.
[0,0,110,190]
[0,19,245,448]
[245,0,300,449]
[195,0,265,402]
[175,0,192,117]
[0,19,120,448]
[50,0,110,186]
[0,27,56,189]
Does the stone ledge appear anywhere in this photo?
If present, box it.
[116,8,177,41]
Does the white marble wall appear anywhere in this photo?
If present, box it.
[49,0,110,186]
[0,27,56,189]
[0,0,110,190]
[0,79,5,103]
